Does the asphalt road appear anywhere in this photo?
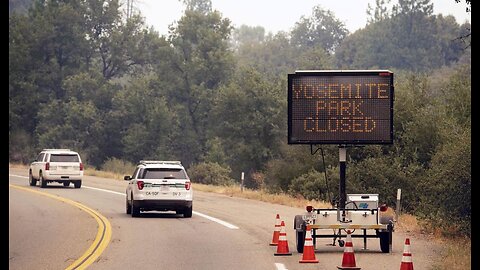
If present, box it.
[9,167,443,270]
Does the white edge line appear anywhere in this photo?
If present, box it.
[275,263,288,270]
[9,174,240,230]
[9,174,28,179]
[192,211,239,229]
[83,186,125,196]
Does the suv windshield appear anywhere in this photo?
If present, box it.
[50,154,79,162]
[139,168,187,179]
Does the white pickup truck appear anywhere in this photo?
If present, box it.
[29,149,84,188]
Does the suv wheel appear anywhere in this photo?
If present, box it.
[39,174,47,188]
[183,206,192,218]
[131,199,140,217]
[126,197,131,214]
[63,181,70,187]
[73,180,82,188]
[29,171,37,186]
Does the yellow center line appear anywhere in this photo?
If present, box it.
[9,184,112,270]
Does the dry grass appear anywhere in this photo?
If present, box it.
[84,168,125,181]
[394,214,471,270]
[192,183,332,209]
[431,236,471,270]
[396,213,422,233]
[9,163,28,170]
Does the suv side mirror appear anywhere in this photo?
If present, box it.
[124,176,131,180]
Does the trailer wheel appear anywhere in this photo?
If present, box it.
[379,231,390,253]
[296,230,305,253]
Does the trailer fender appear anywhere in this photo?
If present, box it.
[294,215,306,231]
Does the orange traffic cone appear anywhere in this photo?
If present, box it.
[299,224,319,263]
[269,214,281,246]
[337,230,361,270]
[274,220,292,256]
[400,238,414,270]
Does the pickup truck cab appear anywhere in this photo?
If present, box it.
[29,149,84,188]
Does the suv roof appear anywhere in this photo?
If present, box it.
[41,149,78,153]
[137,160,184,169]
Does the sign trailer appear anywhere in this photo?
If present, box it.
[288,70,395,253]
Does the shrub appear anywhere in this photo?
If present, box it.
[101,158,136,175]
[416,128,471,237]
[188,162,235,186]
[288,169,330,201]
[9,130,36,164]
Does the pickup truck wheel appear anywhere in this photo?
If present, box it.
[379,231,391,253]
[39,174,47,188]
[183,206,192,218]
[131,199,140,217]
[73,180,82,188]
[126,197,131,214]
[296,230,305,253]
[28,172,37,186]
[63,181,70,187]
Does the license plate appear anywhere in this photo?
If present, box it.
[303,214,317,220]
[160,185,169,192]
[145,191,159,196]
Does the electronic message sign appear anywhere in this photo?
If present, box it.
[288,70,394,144]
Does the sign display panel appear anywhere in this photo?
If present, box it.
[288,70,394,144]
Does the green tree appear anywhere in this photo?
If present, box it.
[62,71,114,109]
[367,0,392,23]
[440,64,471,127]
[417,125,470,236]
[211,67,286,183]
[234,31,333,81]
[263,144,338,194]
[234,32,296,78]
[9,0,91,138]
[231,25,266,50]
[393,72,443,166]
[83,1,152,79]
[109,76,174,163]
[181,0,212,14]
[336,0,466,71]
[291,5,348,54]
[166,0,234,165]
[347,155,422,211]
[35,98,104,165]
[9,0,33,14]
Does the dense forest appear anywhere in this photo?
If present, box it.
[9,0,471,236]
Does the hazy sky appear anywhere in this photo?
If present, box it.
[135,0,471,36]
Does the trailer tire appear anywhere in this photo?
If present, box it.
[379,231,390,253]
[296,230,305,253]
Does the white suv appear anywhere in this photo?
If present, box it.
[29,149,84,188]
[125,161,193,218]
